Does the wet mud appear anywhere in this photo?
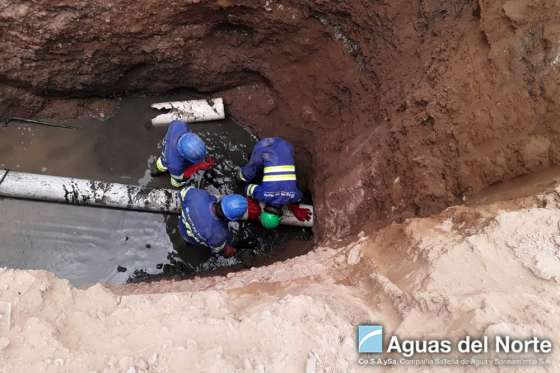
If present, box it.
[0,198,169,286]
[0,92,312,286]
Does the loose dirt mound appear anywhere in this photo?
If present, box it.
[2,0,559,240]
[2,182,560,371]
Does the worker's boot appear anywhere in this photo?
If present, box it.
[150,159,166,177]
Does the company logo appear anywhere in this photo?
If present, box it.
[355,324,553,362]
[358,325,383,353]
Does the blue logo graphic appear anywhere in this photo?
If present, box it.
[358,325,383,353]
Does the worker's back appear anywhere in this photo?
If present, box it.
[242,137,302,207]
[257,137,295,165]
[162,121,192,177]
[178,187,231,251]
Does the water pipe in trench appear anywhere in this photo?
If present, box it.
[0,169,313,227]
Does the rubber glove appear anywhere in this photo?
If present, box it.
[247,198,262,221]
[288,204,312,222]
[183,158,216,178]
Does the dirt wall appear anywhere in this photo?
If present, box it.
[1,0,559,241]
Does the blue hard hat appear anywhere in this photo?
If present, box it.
[177,133,206,163]
[220,194,248,221]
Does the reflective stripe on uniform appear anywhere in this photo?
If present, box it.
[246,184,257,197]
[171,176,185,188]
[181,211,204,245]
[180,186,193,199]
[156,157,167,172]
[262,174,297,182]
[264,165,295,174]
[210,242,226,253]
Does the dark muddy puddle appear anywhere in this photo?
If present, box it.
[0,92,312,286]
[0,198,169,285]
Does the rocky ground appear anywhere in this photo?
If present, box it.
[1,177,560,372]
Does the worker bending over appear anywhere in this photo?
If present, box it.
[151,120,214,187]
[237,137,311,229]
[178,187,248,258]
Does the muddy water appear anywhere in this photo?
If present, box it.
[0,92,312,286]
[0,199,168,285]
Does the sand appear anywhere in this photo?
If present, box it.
[2,181,560,372]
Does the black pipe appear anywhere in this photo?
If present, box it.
[2,117,77,129]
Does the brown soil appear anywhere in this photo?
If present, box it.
[2,0,560,242]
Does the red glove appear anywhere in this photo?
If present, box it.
[247,198,262,221]
[223,245,236,258]
[288,204,312,222]
[183,158,216,178]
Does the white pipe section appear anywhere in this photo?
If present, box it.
[0,169,181,213]
[0,169,314,227]
[280,204,314,228]
[240,202,314,228]
[151,98,225,126]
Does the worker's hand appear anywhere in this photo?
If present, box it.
[200,157,216,169]
[223,245,236,258]
[247,198,261,221]
[288,204,312,222]
[183,158,216,178]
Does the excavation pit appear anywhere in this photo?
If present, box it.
[0,92,313,286]
[1,0,557,286]
[1,0,560,370]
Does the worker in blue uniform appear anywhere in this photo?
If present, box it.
[237,137,311,229]
[151,120,214,187]
[178,187,248,258]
